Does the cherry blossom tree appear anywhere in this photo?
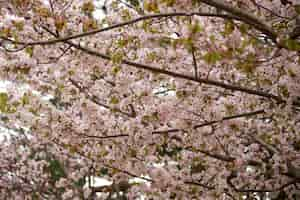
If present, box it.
[0,0,300,199]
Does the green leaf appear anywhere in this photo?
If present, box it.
[12,20,24,31]
[128,0,140,7]
[117,38,128,48]
[203,51,222,64]
[74,177,86,188]
[278,85,289,98]
[223,20,235,35]
[294,5,300,14]
[293,139,300,151]
[157,144,182,157]
[283,39,300,51]
[111,66,121,75]
[143,1,159,12]
[13,66,31,74]
[158,37,172,48]
[191,162,206,174]
[82,1,95,14]
[47,159,66,182]
[98,167,108,176]
[238,24,250,34]
[111,52,123,64]
[21,93,30,106]
[31,192,39,200]
[176,90,188,99]
[0,93,8,112]
[188,22,203,35]
[110,96,119,104]
[146,52,157,62]
[236,61,255,74]
[162,0,176,6]
[183,38,194,53]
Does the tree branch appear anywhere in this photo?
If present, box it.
[0,12,239,46]
[198,0,277,42]
[191,45,198,79]
[69,78,136,118]
[227,171,298,193]
[67,42,284,102]
[194,109,265,129]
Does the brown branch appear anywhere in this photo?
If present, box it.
[152,128,183,135]
[191,45,198,79]
[67,42,284,102]
[185,146,235,162]
[184,181,215,190]
[198,0,278,42]
[4,18,297,106]
[185,146,261,166]
[247,131,279,156]
[194,109,265,129]
[0,12,239,46]
[69,78,135,118]
[74,132,129,140]
[227,171,298,193]
[251,1,292,20]
[152,109,265,135]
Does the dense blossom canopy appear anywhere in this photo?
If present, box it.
[0,0,300,199]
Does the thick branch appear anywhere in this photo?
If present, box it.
[198,0,277,42]
[68,42,283,102]
[0,12,239,46]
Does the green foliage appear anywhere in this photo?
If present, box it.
[117,38,129,48]
[278,85,289,98]
[110,96,120,104]
[162,0,176,6]
[293,140,300,151]
[157,143,183,158]
[31,192,39,200]
[47,159,66,182]
[236,61,255,74]
[21,93,30,106]
[0,92,8,112]
[191,158,206,174]
[98,167,109,176]
[203,51,222,64]
[182,38,194,53]
[111,52,124,64]
[158,37,172,48]
[74,177,86,188]
[176,90,188,99]
[111,66,121,75]
[238,24,250,35]
[12,20,24,31]
[294,5,300,14]
[82,1,95,15]
[188,22,203,35]
[12,66,31,75]
[283,39,300,51]
[223,20,235,36]
[141,112,159,125]
[144,1,159,12]
[25,46,34,57]
[128,0,140,7]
